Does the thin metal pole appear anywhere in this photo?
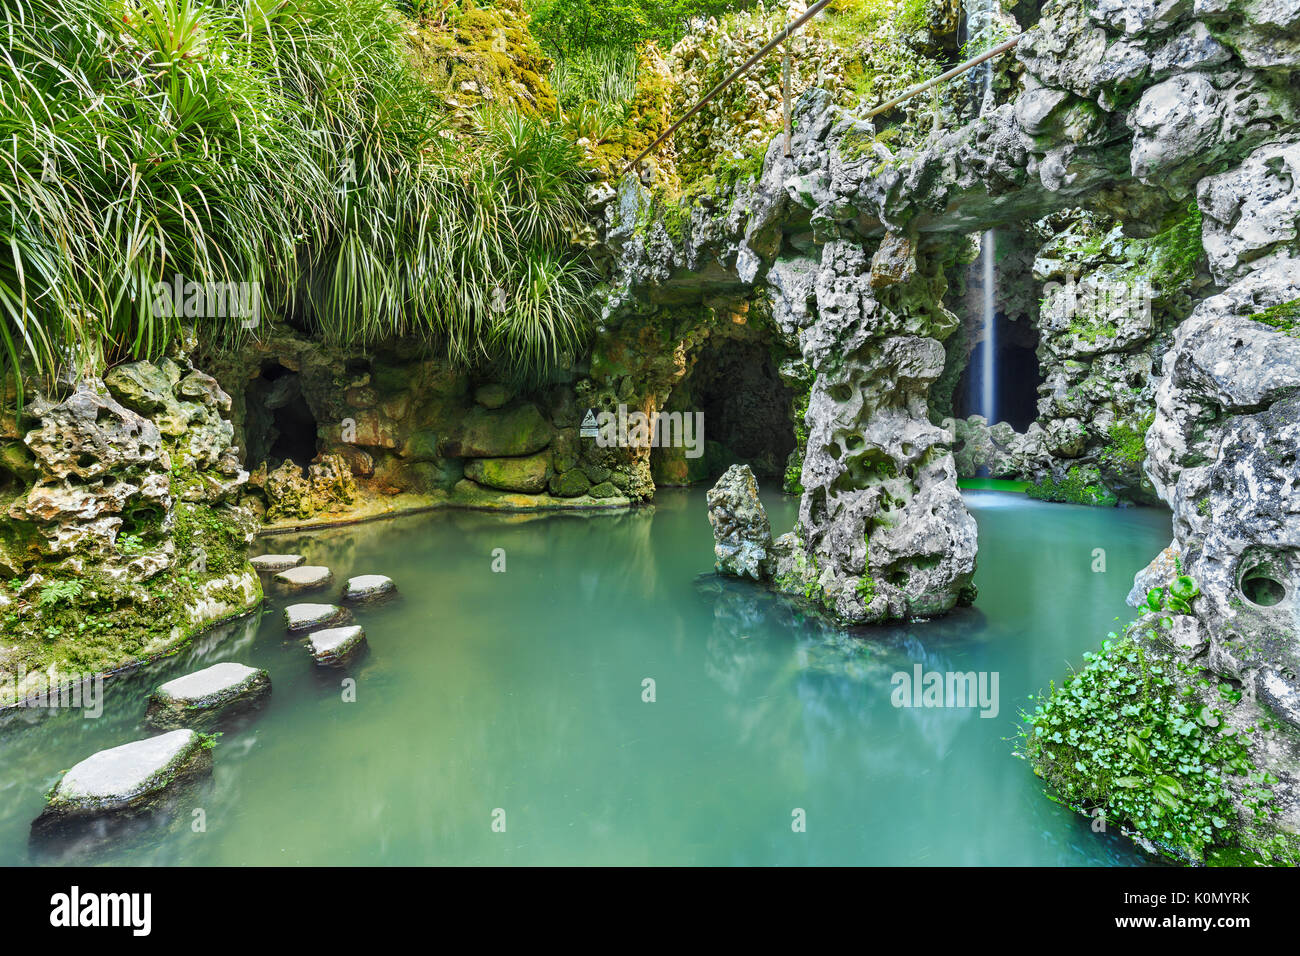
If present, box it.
[782,42,792,157]
[863,34,1022,119]
[620,14,1024,178]
[621,0,838,176]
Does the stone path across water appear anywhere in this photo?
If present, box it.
[32,572,394,837]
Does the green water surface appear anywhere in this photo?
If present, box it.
[0,489,1171,865]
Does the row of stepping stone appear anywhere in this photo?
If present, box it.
[34,554,394,832]
[254,553,395,665]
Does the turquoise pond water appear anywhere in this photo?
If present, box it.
[0,489,1173,865]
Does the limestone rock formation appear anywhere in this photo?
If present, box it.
[1144,258,1300,733]
[706,465,774,580]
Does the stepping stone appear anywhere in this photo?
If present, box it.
[251,554,305,572]
[284,603,350,633]
[274,565,333,592]
[307,626,367,667]
[145,663,271,730]
[33,730,213,830]
[343,574,396,603]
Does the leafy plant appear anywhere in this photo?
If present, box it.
[1146,574,1201,616]
[0,0,596,396]
[38,580,83,608]
[1020,630,1266,863]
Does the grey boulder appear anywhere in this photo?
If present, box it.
[145,662,271,729]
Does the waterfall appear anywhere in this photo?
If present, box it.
[980,229,996,425]
[965,0,999,424]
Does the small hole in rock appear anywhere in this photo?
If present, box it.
[1241,568,1287,608]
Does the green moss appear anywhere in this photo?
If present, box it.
[410,0,558,116]
[1102,412,1154,468]
[783,379,813,496]
[1249,298,1300,336]
[1141,200,1204,290]
[1027,464,1117,507]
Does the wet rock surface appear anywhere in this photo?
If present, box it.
[34,730,212,830]
[284,603,351,633]
[706,465,773,581]
[274,565,334,592]
[342,574,396,603]
[145,662,271,730]
[308,625,367,667]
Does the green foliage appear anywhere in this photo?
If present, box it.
[1027,464,1117,507]
[1144,200,1204,290]
[783,378,812,495]
[1145,574,1201,617]
[550,44,639,108]
[1,0,595,394]
[855,574,876,603]
[894,0,927,33]
[1020,631,1269,863]
[525,0,751,56]
[38,580,83,608]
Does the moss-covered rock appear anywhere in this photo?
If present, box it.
[439,403,551,458]
[463,450,552,492]
[145,662,271,730]
[406,0,557,118]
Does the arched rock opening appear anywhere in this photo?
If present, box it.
[652,339,796,487]
[243,361,319,473]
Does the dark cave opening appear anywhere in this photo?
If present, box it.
[953,312,1043,433]
[655,339,796,485]
[244,361,319,473]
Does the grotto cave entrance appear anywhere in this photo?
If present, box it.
[243,360,319,474]
[952,311,1043,432]
[652,339,796,488]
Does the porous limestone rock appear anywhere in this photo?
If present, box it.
[1145,258,1300,729]
[145,662,271,729]
[706,465,773,580]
